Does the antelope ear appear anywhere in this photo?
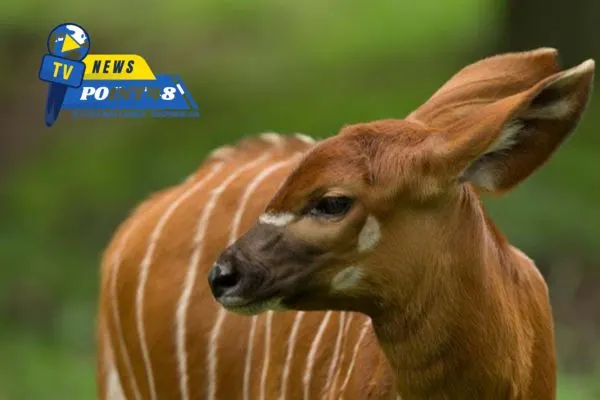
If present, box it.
[438,58,595,193]
[407,48,561,128]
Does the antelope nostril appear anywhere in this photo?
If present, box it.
[208,263,240,298]
[214,269,239,288]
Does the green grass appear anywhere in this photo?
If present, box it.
[558,374,600,400]
[0,335,95,400]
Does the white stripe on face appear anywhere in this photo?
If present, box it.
[259,212,295,227]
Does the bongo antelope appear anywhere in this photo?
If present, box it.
[97,48,594,400]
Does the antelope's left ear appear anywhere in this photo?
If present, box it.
[443,58,595,193]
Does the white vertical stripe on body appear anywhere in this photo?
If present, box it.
[243,315,259,400]
[137,163,224,400]
[110,206,168,400]
[259,310,275,400]
[322,312,346,396]
[303,311,333,400]
[278,311,306,400]
[171,163,226,400]
[106,364,127,400]
[202,154,271,400]
[338,319,372,398]
[329,312,355,394]
[227,154,301,400]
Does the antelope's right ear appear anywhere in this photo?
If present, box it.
[407,48,562,127]
[429,57,595,193]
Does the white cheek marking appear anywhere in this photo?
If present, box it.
[331,267,363,291]
[259,212,295,227]
[357,215,381,252]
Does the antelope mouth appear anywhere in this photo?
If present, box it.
[218,294,286,316]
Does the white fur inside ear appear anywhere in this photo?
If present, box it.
[358,215,381,252]
[332,266,363,291]
[259,212,295,227]
[522,59,594,120]
[461,119,524,191]
[523,98,574,119]
[487,119,523,154]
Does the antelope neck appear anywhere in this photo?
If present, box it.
[371,186,512,398]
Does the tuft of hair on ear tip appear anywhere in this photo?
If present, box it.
[570,58,595,75]
[530,47,559,57]
[578,59,596,80]
[580,59,595,71]
[527,47,561,67]
[555,59,595,86]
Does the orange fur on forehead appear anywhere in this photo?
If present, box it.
[267,119,434,212]
[267,136,367,212]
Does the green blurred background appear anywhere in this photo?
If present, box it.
[1,0,599,399]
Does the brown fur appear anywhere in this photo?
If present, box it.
[97,135,393,399]
[98,49,593,400]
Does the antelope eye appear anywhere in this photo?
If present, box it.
[309,196,354,218]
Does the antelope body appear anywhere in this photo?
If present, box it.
[97,49,594,400]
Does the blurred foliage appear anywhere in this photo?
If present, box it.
[0,1,598,399]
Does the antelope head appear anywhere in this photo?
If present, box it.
[208,49,594,318]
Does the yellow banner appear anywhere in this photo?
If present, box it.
[83,54,156,80]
